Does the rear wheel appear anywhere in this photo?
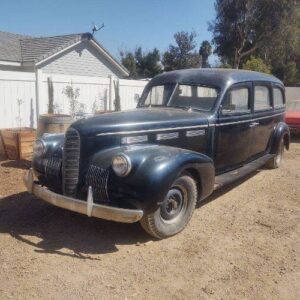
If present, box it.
[140,175,197,239]
[267,137,284,169]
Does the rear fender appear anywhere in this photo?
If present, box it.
[270,122,290,153]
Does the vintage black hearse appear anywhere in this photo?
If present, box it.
[24,69,290,239]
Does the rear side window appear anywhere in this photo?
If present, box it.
[222,88,250,114]
[254,86,271,111]
[273,88,284,108]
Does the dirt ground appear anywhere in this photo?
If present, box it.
[0,138,299,300]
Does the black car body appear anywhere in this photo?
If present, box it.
[24,69,290,238]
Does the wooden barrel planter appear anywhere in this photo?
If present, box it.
[37,114,73,138]
[1,128,37,161]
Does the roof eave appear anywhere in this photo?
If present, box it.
[0,60,22,66]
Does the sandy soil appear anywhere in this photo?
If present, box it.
[0,138,299,300]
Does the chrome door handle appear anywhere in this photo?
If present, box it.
[249,122,259,128]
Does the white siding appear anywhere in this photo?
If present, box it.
[41,74,111,116]
[0,70,149,129]
[40,41,124,78]
[119,79,148,110]
[0,70,36,128]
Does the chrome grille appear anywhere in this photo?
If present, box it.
[63,128,80,196]
[85,165,110,202]
[44,157,62,179]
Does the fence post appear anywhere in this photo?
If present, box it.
[35,68,43,122]
[108,75,114,111]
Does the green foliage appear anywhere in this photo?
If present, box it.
[47,77,54,114]
[210,0,300,78]
[121,47,162,79]
[283,62,299,86]
[121,52,137,79]
[163,31,200,71]
[62,84,80,118]
[242,57,271,74]
[113,79,121,111]
[199,40,212,68]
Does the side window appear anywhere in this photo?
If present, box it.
[273,88,285,108]
[222,87,250,114]
[254,86,271,111]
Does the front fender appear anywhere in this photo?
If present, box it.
[90,145,215,212]
[270,122,290,153]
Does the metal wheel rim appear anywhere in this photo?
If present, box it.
[160,186,188,224]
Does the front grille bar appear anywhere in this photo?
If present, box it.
[63,128,80,196]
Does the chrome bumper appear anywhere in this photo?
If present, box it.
[23,169,143,223]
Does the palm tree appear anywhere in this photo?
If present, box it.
[199,41,212,68]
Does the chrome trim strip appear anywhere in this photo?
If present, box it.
[186,129,206,137]
[121,135,148,144]
[156,132,179,140]
[96,124,209,136]
[215,112,284,127]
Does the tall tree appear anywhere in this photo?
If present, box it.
[120,52,138,79]
[120,48,162,79]
[163,31,200,71]
[199,40,212,68]
[209,0,300,72]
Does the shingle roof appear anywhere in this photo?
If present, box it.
[0,31,31,62]
[0,31,129,75]
[20,33,83,62]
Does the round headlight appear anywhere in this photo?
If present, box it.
[112,154,132,177]
[33,140,46,157]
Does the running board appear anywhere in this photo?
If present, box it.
[214,154,274,190]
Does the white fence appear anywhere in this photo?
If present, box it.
[0,70,148,129]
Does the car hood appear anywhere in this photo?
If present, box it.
[285,111,300,124]
[71,107,210,137]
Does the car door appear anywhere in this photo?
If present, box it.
[248,82,274,158]
[215,82,253,173]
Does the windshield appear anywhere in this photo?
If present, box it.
[286,101,300,111]
[140,84,219,111]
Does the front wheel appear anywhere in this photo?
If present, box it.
[140,175,197,239]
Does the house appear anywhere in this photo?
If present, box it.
[0,31,128,77]
[0,31,144,129]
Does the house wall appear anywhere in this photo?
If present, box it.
[40,41,125,78]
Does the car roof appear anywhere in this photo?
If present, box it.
[148,68,283,89]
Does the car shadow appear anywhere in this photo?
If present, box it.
[0,192,149,259]
[197,170,259,208]
[0,168,270,258]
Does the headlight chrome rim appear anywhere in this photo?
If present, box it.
[112,153,132,177]
[33,140,46,157]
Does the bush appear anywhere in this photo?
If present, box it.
[242,57,271,74]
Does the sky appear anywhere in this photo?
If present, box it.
[0,0,216,62]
